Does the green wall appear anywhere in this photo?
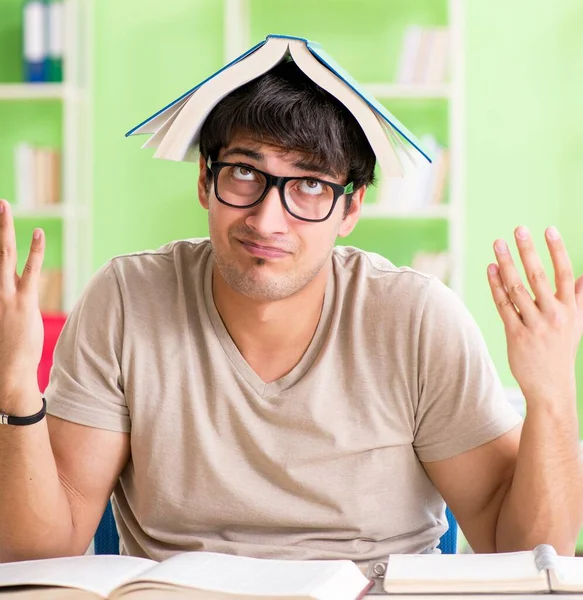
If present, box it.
[464,0,583,420]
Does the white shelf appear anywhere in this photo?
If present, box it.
[360,204,450,219]
[11,205,68,218]
[363,83,451,99]
[0,83,65,100]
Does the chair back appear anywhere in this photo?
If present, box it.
[437,507,457,554]
[94,501,119,555]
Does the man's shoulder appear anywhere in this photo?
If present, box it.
[107,238,211,279]
[332,245,433,294]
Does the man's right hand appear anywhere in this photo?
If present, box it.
[0,199,45,412]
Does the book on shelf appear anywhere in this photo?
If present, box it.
[396,25,450,86]
[39,269,63,313]
[0,551,373,600]
[375,134,448,211]
[412,251,450,283]
[125,33,433,178]
[373,544,583,595]
[14,143,61,208]
[22,0,64,83]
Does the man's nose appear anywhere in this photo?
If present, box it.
[244,185,289,235]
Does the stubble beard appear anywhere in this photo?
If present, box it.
[213,247,331,302]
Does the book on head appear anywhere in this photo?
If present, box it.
[0,551,373,600]
[125,34,432,179]
[375,543,583,595]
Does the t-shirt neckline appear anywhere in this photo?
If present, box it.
[202,249,336,398]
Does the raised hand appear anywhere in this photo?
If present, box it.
[0,199,45,403]
[487,226,583,407]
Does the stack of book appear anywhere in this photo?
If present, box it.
[412,250,450,284]
[22,0,64,83]
[375,134,449,212]
[39,269,63,314]
[396,25,450,86]
[14,143,61,209]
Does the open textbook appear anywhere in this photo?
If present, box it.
[378,543,583,594]
[0,551,372,600]
[125,34,432,178]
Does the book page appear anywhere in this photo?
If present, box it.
[383,551,549,594]
[116,552,369,599]
[550,556,583,592]
[289,41,403,179]
[155,36,290,163]
[0,555,156,598]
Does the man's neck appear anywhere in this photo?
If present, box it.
[211,266,330,383]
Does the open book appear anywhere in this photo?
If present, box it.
[125,34,432,178]
[377,544,583,594]
[0,551,372,600]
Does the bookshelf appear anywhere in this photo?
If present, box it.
[0,83,65,99]
[223,0,464,296]
[0,0,93,312]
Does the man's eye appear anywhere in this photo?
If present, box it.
[232,167,255,180]
[299,179,324,194]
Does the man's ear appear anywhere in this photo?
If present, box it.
[198,154,210,210]
[338,186,366,238]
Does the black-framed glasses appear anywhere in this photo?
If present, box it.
[206,158,355,223]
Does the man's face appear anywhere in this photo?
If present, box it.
[197,135,364,302]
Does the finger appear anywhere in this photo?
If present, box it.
[18,228,45,294]
[545,226,575,305]
[0,200,18,293]
[575,274,583,312]
[493,238,538,323]
[514,226,554,311]
[487,263,523,330]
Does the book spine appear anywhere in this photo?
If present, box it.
[23,0,48,82]
[46,0,64,82]
[534,543,558,572]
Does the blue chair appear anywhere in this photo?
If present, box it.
[94,501,458,555]
[94,500,120,555]
[438,507,458,554]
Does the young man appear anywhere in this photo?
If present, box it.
[0,60,582,564]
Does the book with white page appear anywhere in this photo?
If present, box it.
[0,551,373,600]
[125,34,433,179]
[379,543,583,594]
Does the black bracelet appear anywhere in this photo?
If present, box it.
[0,397,47,426]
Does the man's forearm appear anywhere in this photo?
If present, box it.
[0,386,77,562]
[496,399,583,555]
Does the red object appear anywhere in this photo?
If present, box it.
[38,313,67,392]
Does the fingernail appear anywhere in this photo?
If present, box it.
[547,226,560,240]
[495,239,508,253]
[0,202,4,214]
[488,263,499,275]
[33,229,41,240]
[515,226,529,240]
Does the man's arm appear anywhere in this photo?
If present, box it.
[424,226,583,556]
[0,407,129,562]
[0,200,130,561]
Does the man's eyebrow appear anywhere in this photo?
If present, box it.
[222,148,337,179]
[291,159,336,179]
[222,147,264,161]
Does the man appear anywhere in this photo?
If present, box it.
[0,60,582,564]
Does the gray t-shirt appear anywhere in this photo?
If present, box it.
[46,239,521,563]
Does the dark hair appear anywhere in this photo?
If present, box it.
[199,58,376,213]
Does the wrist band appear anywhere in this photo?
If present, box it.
[0,397,47,426]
